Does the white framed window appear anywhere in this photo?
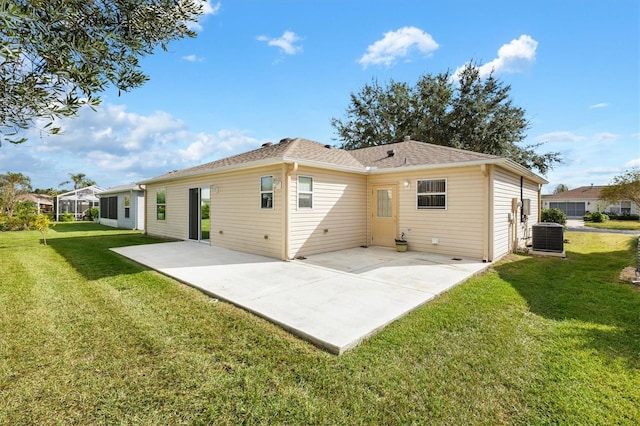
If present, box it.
[260,176,273,209]
[124,195,130,218]
[298,176,313,209]
[156,189,166,220]
[621,200,632,215]
[417,179,446,209]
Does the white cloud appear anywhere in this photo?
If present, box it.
[186,1,221,32]
[12,103,259,188]
[182,54,204,62]
[358,26,438,68]
[453,34,538,79]
[592,132,619,144]
[535,131,584,144]
[625,158,640,168]
[200,0,221,15]
[257,31,303,55]
[589,102,609,109]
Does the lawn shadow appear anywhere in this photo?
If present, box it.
[47,233,172,281]
[495,242,640,369]
[51,222,135,233]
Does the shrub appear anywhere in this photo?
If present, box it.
[60,212,75,222]
[87,207,100,221]
[606,212,639,221]
[0,216,29,231]
[590,212,609,223]
[541,208,567,225]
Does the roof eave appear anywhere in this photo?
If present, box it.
[281,157,368,174]
[366,158,503,175]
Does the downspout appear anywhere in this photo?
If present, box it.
[138,184,147,234]
[487,165,495,262]
[520,176,524,222]
[538,184,542,222]
[481,164,489,262]
[284,162,298,260]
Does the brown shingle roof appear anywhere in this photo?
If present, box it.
[148,138,365,181]
[543,186,604,200]
[349,140,500,168]
[17,193,53,205]
[284,138,365,168]
[144,137,537,184]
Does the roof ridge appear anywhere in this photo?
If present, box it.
[349,140,500,159]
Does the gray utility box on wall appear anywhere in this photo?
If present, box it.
[531,222,565,257]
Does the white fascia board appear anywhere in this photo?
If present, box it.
[281,157,368,174]
[499,159,549,184]
[365,158,505,175]
[366,158,548,184]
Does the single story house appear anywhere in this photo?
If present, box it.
[98,183,145,230]
[55,185,104,221]
[17,193,53,214]
[542,185,638,218]
[140,137,547,262]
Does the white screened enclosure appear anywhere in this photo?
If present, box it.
[55,185,105,221]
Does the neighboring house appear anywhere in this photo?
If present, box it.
[542,185,638,218]
[17,193,53,214]
[55,185,104,221]
[98,184,145,230]
[140,137,547,262]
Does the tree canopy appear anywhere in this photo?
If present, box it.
[600,169,640,207]
[0,0,204,146]
[553,184,569,194]
[59,173,96,190]
[331,63,561,175]
[0,171,32,217]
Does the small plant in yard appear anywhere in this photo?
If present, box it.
[33,213,54,244]
[60,212,75,222]
[87,206,100,222]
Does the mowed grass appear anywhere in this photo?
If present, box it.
[1,223,639,424]
[585,219,640,231]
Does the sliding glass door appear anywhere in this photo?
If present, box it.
[189,187,211,242]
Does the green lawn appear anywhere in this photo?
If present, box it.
[584,219,640,231]
[1,223,639,424]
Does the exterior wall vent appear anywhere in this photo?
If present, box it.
[532,223,564,253]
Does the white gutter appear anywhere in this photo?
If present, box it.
[366,157,547,184]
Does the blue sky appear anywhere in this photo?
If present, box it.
[3,0,639,193]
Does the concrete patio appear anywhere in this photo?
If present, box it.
[112,242,490,354]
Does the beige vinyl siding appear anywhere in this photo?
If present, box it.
[145,165,284,258]
[492,167,541,260]
[368,165,487,259]
[289,167,367,258]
